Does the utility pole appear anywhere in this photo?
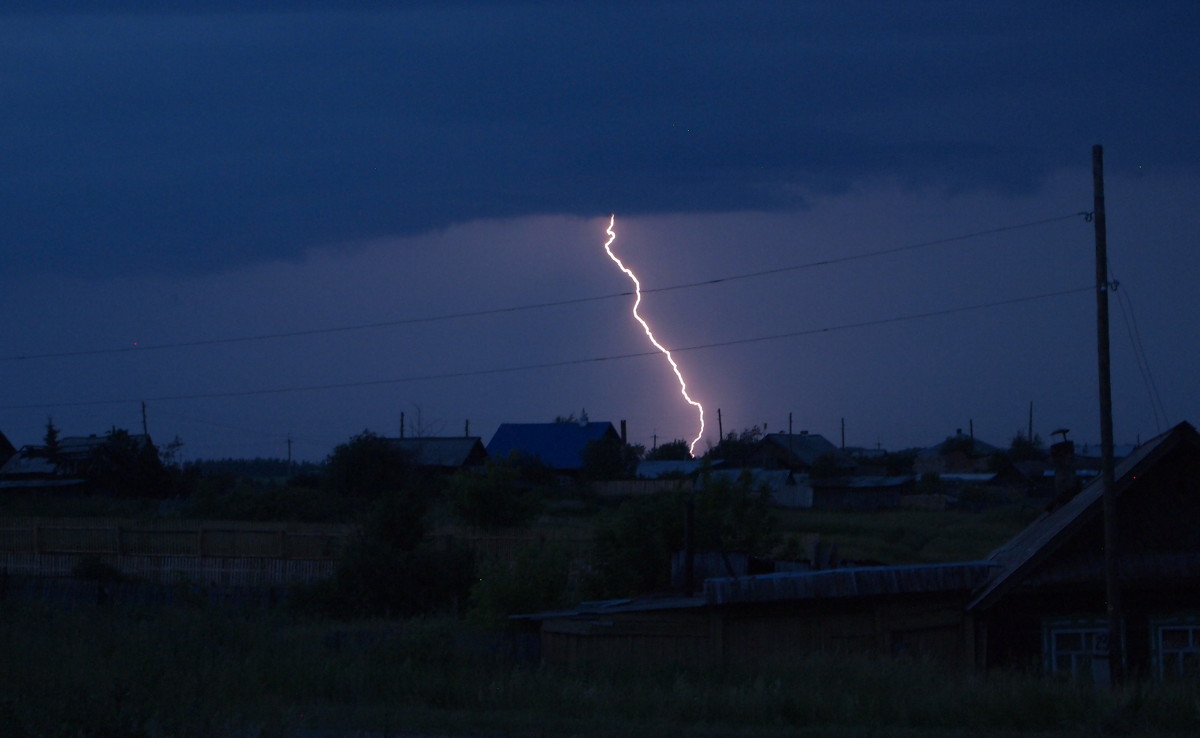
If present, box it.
[141,401,149,436]
[1094,144,1123,685]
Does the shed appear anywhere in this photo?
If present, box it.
[520,562,994,668]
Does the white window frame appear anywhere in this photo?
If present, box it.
[1043,617,1113,684]
[1151,616,1200,680]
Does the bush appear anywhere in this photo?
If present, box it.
[469,542,574,626]
[291,494,473,618]
[446,459,543,531]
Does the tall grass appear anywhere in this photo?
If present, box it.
[774,504,1044,563]
[3,600,1199,737]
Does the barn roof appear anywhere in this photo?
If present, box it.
[761,432,844,466]
[387,437,486,468]
[967,421,1200,612]
[486,421,619,470]
[706,561,997,605]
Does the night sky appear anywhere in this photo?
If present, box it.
[3,1,1197,462]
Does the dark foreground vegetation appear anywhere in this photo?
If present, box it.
[7,427,1190,735]
[2,601,1199,738]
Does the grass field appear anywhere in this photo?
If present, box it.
[3,601,1199,738]
[772,503,1046,564]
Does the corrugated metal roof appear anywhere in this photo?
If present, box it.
[0,447,57,477]
[967,421,1199,612]
[813,475,913,489]
[387,437,485,468]
[486,422,619,470]
[705,561,997,605]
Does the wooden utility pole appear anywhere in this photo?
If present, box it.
[1093,144,1123,685]
[141,401,149,436]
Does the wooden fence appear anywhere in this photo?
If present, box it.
[0,518,354,586]
[0,517,354,558]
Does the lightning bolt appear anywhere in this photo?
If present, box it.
[603,214,706,456]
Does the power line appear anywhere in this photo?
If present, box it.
[1109,269,1168,432]
[1,284,1093,411]
[0,212,1084,363]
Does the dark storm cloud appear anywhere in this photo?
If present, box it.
[3,1,1197,276]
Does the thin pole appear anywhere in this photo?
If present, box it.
[1094,144,1123,685]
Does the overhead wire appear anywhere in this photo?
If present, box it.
[0,212,1084,363]
[0,284,1095,411]
[1109,267,1169,432]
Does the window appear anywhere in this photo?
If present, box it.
[1044,617,1112,684]
[1151,616,1200,680]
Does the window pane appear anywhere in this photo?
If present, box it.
[1162,628,1189,650]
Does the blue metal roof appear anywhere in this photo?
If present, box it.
[486,421,619,470]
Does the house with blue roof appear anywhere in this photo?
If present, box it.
[486,421,621,472]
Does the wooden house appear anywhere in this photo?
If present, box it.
[967,420,1200,682]
[747,432,856,475]
[486,421,620,472]
[518,422,1200,680]
[386,436,487,471]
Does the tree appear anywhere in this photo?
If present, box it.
[582,470,778,599]
[447,456,543,530]
[42,417,62,466]
[580,436,641,480]
[693,470,778,555]
[1008,432,1048,462]
[645,439,690,461]
[325,430,411,500]
[706,425,765,466]
[83,428,171,497]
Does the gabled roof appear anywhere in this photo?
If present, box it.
[387,437,486,468]
[967,421,1200,612]
[919,432,1001,457]
[759,433,851,467]
[0,429,16,462]
[486,421,620,470]
[0,446,85,489]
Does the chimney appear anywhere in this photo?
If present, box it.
[1049,429,1079,510]
[620,419,627,444]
